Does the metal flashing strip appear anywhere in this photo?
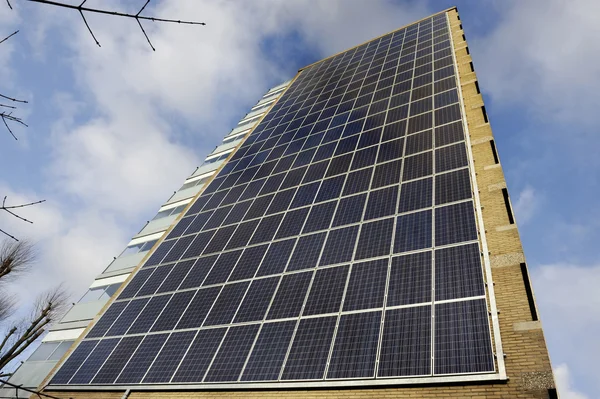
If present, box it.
[47,371,503,391]
[446,11,507,379]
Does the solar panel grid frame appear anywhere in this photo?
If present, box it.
[51,11,496,388]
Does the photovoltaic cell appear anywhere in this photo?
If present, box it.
[135,265,173,297]
[394,210,432,253]
[156,259,194,293]
[171,328,226,383]
[281,316,337,380]
[229,244,268,281]
[434,299,494,375]
[51,340,99,384]
[355,218,394,260]
[203,282,249,326]
[143,331,196,383]
[203,250,242,286]
[435,202,477,246]
[256,239,296,276]
[176,287,220,329]
[435,243,485,301]
[364,186,398,220]
[106,298,149,337]
[204,324,260,382]
[287,233,326,271]
[234,276,279,323]
[70,338,119,384]
[151,290,195,332]
[85,301,127,339]
[303,265,349,316]
[378,306,431,377]
[333,194,366,227]
[319,226,359,266]
[343,259,388,311]
[435,168,471,205]
[116,334,168,384]
[178,255,217,290]
[117,268,153,300]
[267,271,312,320]
[241,321,296,381]
[327,311,381,379]
[388,251,432,306]
[127,295,171,334]
[92,336,143,384]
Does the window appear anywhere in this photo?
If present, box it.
[79,287,106,303]
[120,239,158,257]
[178,177,209,192]
[28,340,74,362]
[79,283,123,303]
[152,204,188,221]
[202,152,231,166]
[222,133,246,144]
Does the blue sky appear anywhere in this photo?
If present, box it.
[1,1,598,397]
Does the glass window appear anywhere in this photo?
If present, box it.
[140,239,158,252]
[29,342,60,361]
[79,287,105,303]
[47,340,74,361]
[98,283,122,301]
[120,242,144,256]
[170,205,187,216]
[178,181,197,191]
[152,209,173,220]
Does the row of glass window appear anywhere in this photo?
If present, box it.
[79,283,123,304]
[29,340,75,362]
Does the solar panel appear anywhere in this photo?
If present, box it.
[52,12,498,388]
[327,311,381,379]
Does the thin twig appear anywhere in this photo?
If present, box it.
[2,197,46,210]
[0,30,18,45]
[24,0,206,50]
[0,104,16,109]
[1,115,17,140]
[78,8,100,47]
[136,0,150,16]
[5,0,12,10]
[136,18,154,51]
[0,94,27,104]
[0,228,18,241]
[0,197,46,239]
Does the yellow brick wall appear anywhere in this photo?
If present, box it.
[41,7,556,399]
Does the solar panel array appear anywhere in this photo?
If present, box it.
[51,11,496,387]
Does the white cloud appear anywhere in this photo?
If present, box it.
[532,263,600,396]
[513,185,538,225]
[554,364,590,399]
[472,0,600,126]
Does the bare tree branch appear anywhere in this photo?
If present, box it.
[0,284,69,372]
[0,93,27,104]
[23,0,206,50]
[0,240,35,281]
[0,30,18,45]
[0,197,46,239]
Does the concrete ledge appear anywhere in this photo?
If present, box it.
[490,252,525,268]
[488,181,507,191]
[484,163,501,171]
[496,224,518,232]
[471,136,493,145]
[514,321,542,332]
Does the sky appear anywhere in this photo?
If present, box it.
[0,0,598,397]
